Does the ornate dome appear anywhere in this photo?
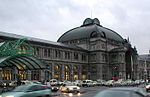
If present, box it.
[57,18,124,42]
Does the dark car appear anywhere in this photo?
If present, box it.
[0,84,51,97]
[94,87,150,97]
[51,85,59,92]
[0,81,4,87]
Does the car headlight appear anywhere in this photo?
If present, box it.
[6,95,14,97]
[77,87,80,90]
[69,87,73,90]
[146,86,149,88]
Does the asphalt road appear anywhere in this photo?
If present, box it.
[51,86,108,97]
[51,84,147,97]
[0,84,147,97]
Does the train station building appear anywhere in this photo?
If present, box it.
[0,18,138,81]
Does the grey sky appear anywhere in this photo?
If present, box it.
[0,0,149,54]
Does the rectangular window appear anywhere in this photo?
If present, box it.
[82,54,87,61]
[48,49,50,57]
[55,50,61,58]
[65,52,67,59]
[102,53,105,61]
[36,47,40,56]
[65,51,70,59]
[44,49,47,57]
[55,50,58,58]
[90,54,96,62]
[74,53,78,60]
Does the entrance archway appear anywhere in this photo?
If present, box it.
[0,54,47,81]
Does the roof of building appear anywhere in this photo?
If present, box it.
[57,18,124,42]
[0,31,87,51]
[110,47,128,52]
[139,54,150,62]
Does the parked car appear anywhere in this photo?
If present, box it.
[0,84,51,97]
[0,81,4,87]
[73,80,83,87]
[9,81,17,87]
[94,87,149,97]
[105,80,115,86]
[82,80,94,87]
[60,83,80,93]
[146,83,150,92]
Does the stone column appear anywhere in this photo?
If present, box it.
[51,63,54,79]
[27,70,31,80]
[0,68,2,80]
[48,63,52,80]
[61,64,64,81]
[40,70,45,82]
[15,67,18,81]
[71,65,73,82]
[79,65,82,80]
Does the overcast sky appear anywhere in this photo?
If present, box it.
[0,0,150,54]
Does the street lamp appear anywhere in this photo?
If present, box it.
[144,59,147,83]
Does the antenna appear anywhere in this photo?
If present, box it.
[91,9,92,18]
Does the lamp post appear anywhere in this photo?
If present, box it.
[144,59,147,83]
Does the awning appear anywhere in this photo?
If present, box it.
[0,54,47,70]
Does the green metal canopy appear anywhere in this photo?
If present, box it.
[0,54,47,70]
[0,38,35,57]
[0,38,47,70]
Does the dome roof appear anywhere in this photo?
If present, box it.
[57,18,124,42]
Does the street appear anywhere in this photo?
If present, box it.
[52,86,113,97]
[51,84,147,97]
[0,84,147,97]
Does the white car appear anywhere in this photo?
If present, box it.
[82,80,94,87]
[60,83,80,93]
[73,80,82,87]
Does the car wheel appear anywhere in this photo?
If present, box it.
[45,95,51,97]
[67,88,70,93]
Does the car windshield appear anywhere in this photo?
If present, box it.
[12,85,28,92]
[147,83,150,85]
[95,90,130,97]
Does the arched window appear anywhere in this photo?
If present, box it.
[90,31,97,38]
[65,66,69,70]
[56,65,58,69]
[74,66,78,71]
